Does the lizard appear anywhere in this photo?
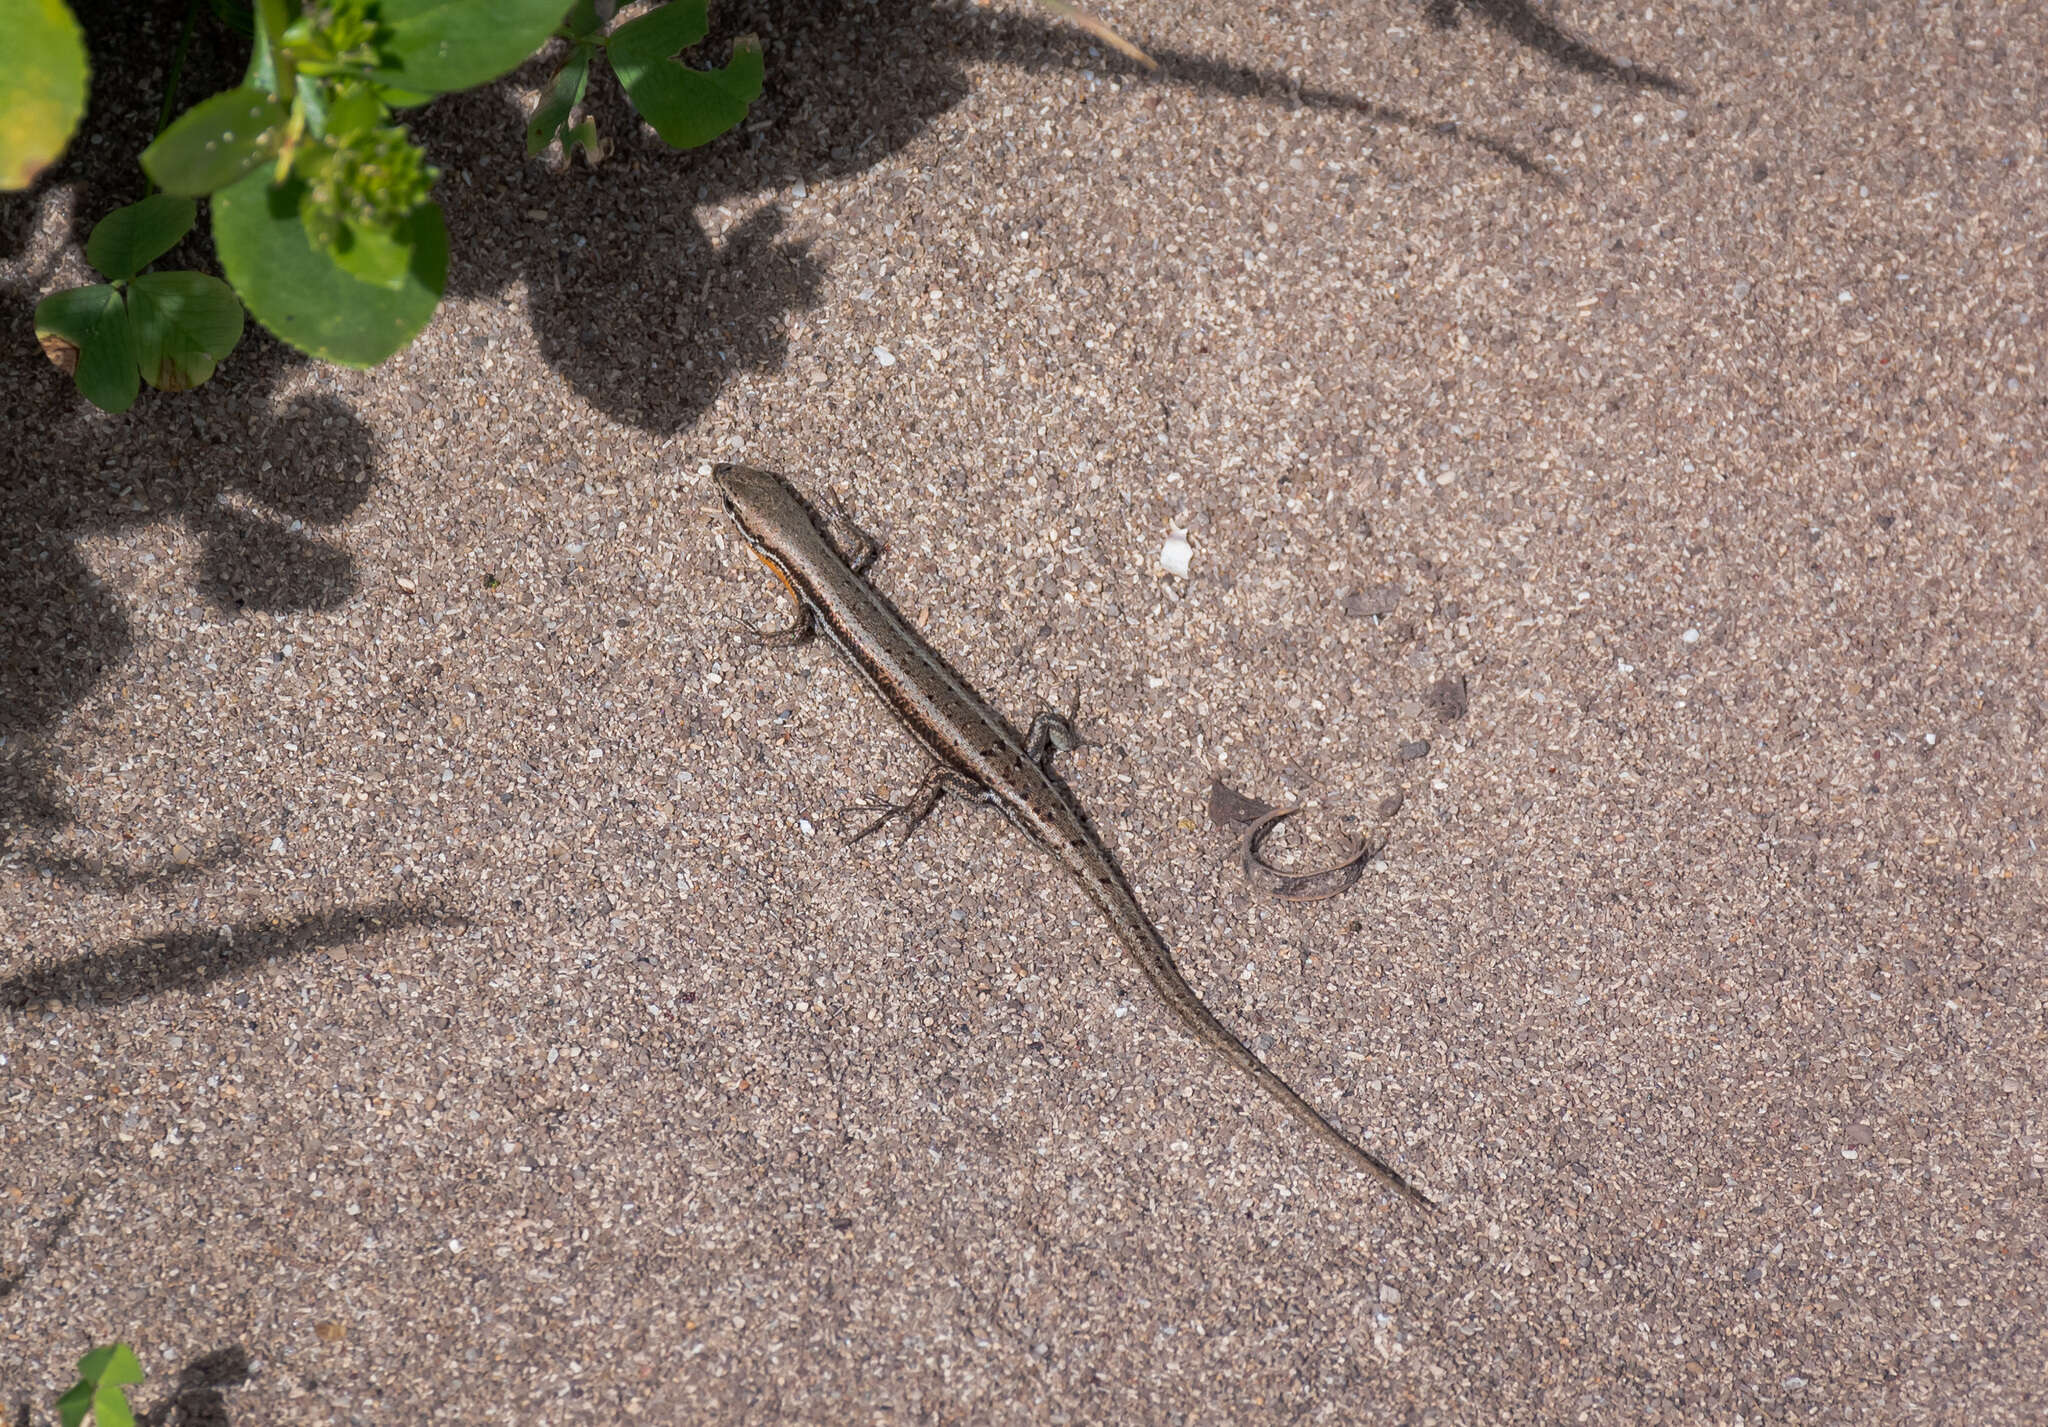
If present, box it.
[712,464,1434,1210]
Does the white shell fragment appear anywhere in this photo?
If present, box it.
[1159,527,1192,576]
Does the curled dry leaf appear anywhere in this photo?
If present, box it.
[1236,807,1380,903]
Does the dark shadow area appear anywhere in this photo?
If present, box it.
[3,0,1680,842]
[0,1193,83,1304]
[417,0,1570,434]
[0,901,453,1010]
[141,1346,250,1427]
[1421,0,1689,94]
[1,4,378,836]
[13,838,242,894]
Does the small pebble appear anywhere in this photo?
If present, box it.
[1159,530,1192,577]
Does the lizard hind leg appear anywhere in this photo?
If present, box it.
[840,766,983,845]
[730,606,814,648]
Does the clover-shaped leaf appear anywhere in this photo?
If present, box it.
[35,197,244,410]
[36,283,138,412]
[55,1342,144,1427]
[129,271,246,391]
[84,193,196,281]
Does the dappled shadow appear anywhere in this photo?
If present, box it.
[0,5,379,836]
[419,0,1584,431]
[0,1193,83,1305]
[0,902,453,1010]
[1422,0,1689,93]
[1144,45,1547,177]
[2,0,1682,839]
[140,1346,250,1427]
[11,839,242,895]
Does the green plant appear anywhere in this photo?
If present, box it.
[21,0,766,407]
[1,0,90,189]
[14,0,1148,412]
[54,1343,144,1427]
[33,194,244,412]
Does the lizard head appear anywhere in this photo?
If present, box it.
[712,464,809,551]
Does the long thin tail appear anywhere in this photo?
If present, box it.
[1100,882,1436,1210]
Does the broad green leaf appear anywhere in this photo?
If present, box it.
[606,0,708,68]
[525,45,592,156]
[129,271,245,390]
[561,0,601,39]
[367,0,575,94]
[321,83,386,137]
[35,283,139,413]
[213,166,446,367]
[2,0,89,189]
[140,87,286,195]
[611,28,761,151]
[85,195,197,281]
[55,1380,93,1427]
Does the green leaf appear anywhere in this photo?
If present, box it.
[319,208,419,288]
[612,35,761,151]
[35,284,139,413]
[89,1385,138,1427]
[525,45,592,156]
[55,1380,92,1427]
[129,271,245,390]
[561,0,601,39]
[84,195,198,281]
[213,166,446,367]
[75,1344,144,1390]
[322,83,386,137]
[607,0,708,67]
[367,0,575,94]
[140,86,287,196]
[373,84,436,108]
[1,0,89,189]
[56,1344,144,1427]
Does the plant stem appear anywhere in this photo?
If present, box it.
[143,0,204,195]
[257,0,297,99]
[154,0,204,140]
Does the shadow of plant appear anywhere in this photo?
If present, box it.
[0,901,453,1010]
[139,1345,250,1427]
[1420,0,1689,94]
[1,0,1682,845]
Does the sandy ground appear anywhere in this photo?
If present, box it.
[3,0,2043,1422]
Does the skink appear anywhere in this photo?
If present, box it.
[713,464,1433,1210]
